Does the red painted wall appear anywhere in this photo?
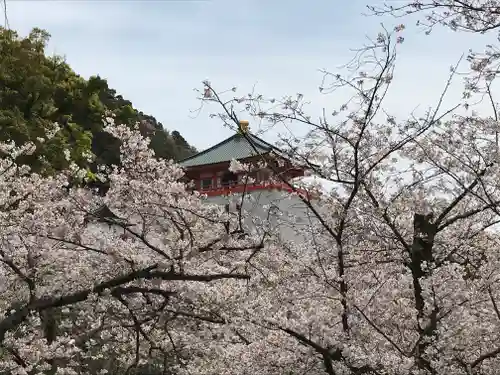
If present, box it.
[182,155,305,197]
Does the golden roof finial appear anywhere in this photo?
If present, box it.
[239,120,249,134]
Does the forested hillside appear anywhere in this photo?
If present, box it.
[0,27,196,176]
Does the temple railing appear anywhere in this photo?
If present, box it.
[196,182,311,198]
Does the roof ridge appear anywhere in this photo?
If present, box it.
[178,133,240,164]
[178,131,290,168]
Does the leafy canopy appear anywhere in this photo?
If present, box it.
[0,27,196,176]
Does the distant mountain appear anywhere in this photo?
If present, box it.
[0,27,196,176]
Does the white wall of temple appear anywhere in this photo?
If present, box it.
[204,188,317,242]
[87,176,334,247]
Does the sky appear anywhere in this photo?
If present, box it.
[4,0,499,151]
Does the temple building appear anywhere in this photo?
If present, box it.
[178,120,305,197]
[178,121,317,239]
[91,121,330,241]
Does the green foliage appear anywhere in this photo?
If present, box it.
[0,27,196,175]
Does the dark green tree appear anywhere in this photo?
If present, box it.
[0,27,196,176]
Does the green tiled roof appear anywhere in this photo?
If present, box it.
[179,133,279,168]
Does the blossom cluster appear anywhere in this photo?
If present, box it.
[0,119,261,375]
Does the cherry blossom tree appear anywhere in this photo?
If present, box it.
[0,119,264,375]
[6,2,500,373]
[368,0,500,34]
[194,20,500,374]
[369,1,500,114]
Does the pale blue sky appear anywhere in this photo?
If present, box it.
[6,0,497,150]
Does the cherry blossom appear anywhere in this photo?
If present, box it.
[0,119,261,375]
[195,24,500,375]
[6,4,500,373]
